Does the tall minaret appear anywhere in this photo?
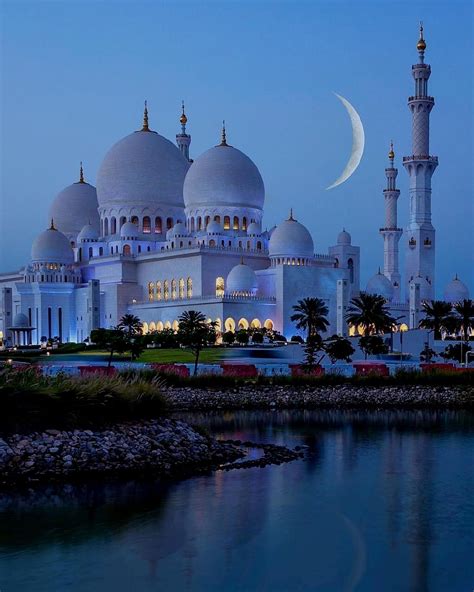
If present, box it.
[403,23,438,300]
[380,142,402,301]
[176,101,192,162]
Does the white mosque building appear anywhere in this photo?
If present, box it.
[0,27,470,346]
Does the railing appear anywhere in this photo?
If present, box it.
[131,294,277,307]
[408,95,434,101]
[379,227,403,232]
[402,155,438,163]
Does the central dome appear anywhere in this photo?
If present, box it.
[97,130,189,209]
[183,144,264,210]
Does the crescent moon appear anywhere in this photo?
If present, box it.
[326,93,365,190]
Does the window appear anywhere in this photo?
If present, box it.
[99,247,103,256]
[166,217,173,230]
[179,278,185,298]
[164,280,169,300]
[155,217,162,233]
[88,247,93,258]
[110,217,117,234]
[205,215,210,227]
[143,216,151,233]
[120,216,126,228]
[190,218,195,232]
[78,248,82,262]
[197,216,202,230]
[233,216,239,230]
[214,215,221,223]
[104,218,109,235]
[242,217,247,231]
[216,277,225,297]
[209,239,216,247]
[123,244,131,255]
[256,241,262,250]
[348,258,354,283]
[186,277,193,298]
[156,281,162,300]
[171,279,177,299]
[131,216,139,226]
[223,216,230,230]
[148,282,155,301]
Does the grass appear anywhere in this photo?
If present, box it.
[137,348,225,364]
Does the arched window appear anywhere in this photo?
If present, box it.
[242,217,247,231]
[138,246,141,253]
[179,278,185,298]
[224,317,236,332]
[149,321,156,332]
[166,217,173,230]
[197,216,202,230]
[157,321,164,331]
[187,277,193,298]
[131,216,139,226]
[99,247,103,256]
[214,215,221,223]
[171,280,177,300]
[104,218,109,235]
[251,318,261,329]
[223,216,230,230]
[216,277,225,297]
[247,241,251,250]
[110,217,117,234]
[172,320,179,332]
[156,281,162,300]
[142,322,149,335]
[209,239,216,247]
[155,217,162,233]
[78,248,82,262]
[238,318,249,329]
[120,216,126,228]
[335,258,339,268]
[164,280,169,300]
[143,216,151,233]
[164,320,172,330]
[205,215,210,227]
[88,247,93,258]
[264,319,274,330]
[233,216,239,230]
[148,282,154,301]
[348,258,354,283]
[123,244,131,255]
[256,241,262,250]
[190,218,195,232]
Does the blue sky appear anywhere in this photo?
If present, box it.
[1,0,472,295]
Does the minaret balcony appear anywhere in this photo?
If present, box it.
[402,155,438,164]
[408,95,434,102]
[379,227,403,233]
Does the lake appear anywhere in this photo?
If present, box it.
[0,409,473,591]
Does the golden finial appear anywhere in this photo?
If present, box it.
[288,208,295,221]
[219,120,228,146]
[79,161,84,183]
[388,141,395,161]
[417,21,426,51]
[180,100,187,125]
[50,218,56,231]
[141,100,150,131]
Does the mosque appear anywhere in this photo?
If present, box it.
[0,27,470,346]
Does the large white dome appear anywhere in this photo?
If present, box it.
[183,143,264,210]
[48,179,99,238]
[31,225,74,265]
[226,263,258,295]
[366,270,394,301]
[268,214,314,259]
[444,275,469,303]
[97,129,189,209]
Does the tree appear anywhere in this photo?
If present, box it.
[346,293,396,337]
[440,342,471,364]
[148,328,179,349]
[419,300,454,340]
[177,310,217,375]
[324,335,355,363]
[90,328,128,367]
[222,331,235,346]
[420,343,437,363]
[303,335,324,370]
[453,299,474,343]
[117,314,143,337]
[359,335,389,359]
[235,329,250,346]
[291,297,330,341]
[251,331,264,344]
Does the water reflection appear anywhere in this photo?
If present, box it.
[0,409,472,592]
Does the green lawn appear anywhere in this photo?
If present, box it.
[138,348,225,364]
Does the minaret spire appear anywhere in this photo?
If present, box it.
[141,100,150,131]
[403,23,438,301]
[219,120,228,146]
[380,141,402,301]
[176,100,192,161]
[79,161,84,183]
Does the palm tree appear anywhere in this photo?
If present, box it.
[177,310,217,375]
[453,299,474,343]
[346,292,396,337]
[118,314,143,337]
[291,298,329,341]
[419,300,454,340]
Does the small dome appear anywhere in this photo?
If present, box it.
[443,275,469,303]
[247,222,261,236]
[268,214,314,259]
[48,180,99,238]
[206,220,223,234]
[12,313,29,328]
[31,224,74,265]
[167,221,188,239]
[226,263,258,295]
[77,223,100,242]
[366,271,394,301]
[337,229,351,245]
[120,221,139,239]
[184,144,264,210]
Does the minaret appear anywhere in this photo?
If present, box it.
[380,142,402,301]
[403,23,438,300]
[176,101,192,161]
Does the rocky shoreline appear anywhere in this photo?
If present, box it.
[164,384,474,410]
[0,418,304,487]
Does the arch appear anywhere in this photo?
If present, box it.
[205,215,210,227]
[247,241,251,250]
[99,247,103,256]
[216,276,225,297]
[164,320,172,330]
[250,318,261,329]
[348,258,354,283]
[110,217,117,234]
[155,216,162,233]
[148,282,155,301]
[179,278,185,298]
[233,216,239,230]
[223,215,230,230]
[142,321,149,335]
[149,321,156,332]
[400,323,409,332]
[104,218,109,236]
[349,324,357,337]
[172,320,179,332]
[242,217,247,231]
[186,277,193,298]
[78,248,82,262]
[335,258,339,268]
[166,217,173,230]
[238,318,249,330]
[256,241,262,250]
[264,319,274,331]
[190,218,195,232]
[164,280,169,300]
[157,321,164,332]
[209,239,216,247]
[224,317,236,332]
[138,245,142,253]
[120,216,126,228]
[123,244,131,255]
[156,281,162,300]
[88,246,93,258]
[197,216,202,230]
[214,318,222,332]
[171,279,177,299]
[214,215,221,223]
[143,216,151,233]
[131,215,139,226]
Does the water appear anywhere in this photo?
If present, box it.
[0,409,473,592]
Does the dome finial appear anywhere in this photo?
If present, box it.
[288,208,295,221]
[50,218,56,231]
[79,161,85,183]
[180,100,187,126]
[142,100,150,132]
[240,255,244,265]
[220,120,227,146]
[388,140,395,161]
[417,21,426,52]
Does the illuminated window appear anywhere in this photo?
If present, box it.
[123,244,131,255]
[148,282,154,301]
[197,216,202,230]
[238,318,249,329]
[167,217,173,230]
[157,321,164,331]
[149,321,156,332]
[209,239,216,247]
[251,318,261,329]
[242,217,247,231]
[155,217,162,233]
[171,279,177,299]
[179,278,185,298]
[142,322,149,335]
[164,280,169,300]
[143,216,151,233]
[264,319,274,330]
[172,320,179,332]
[233,216,239,230]
[224,317,236,332]
[156,281,162,300]
[216,277,225,296]
[223,216,230,230]
[187,277,193,298]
